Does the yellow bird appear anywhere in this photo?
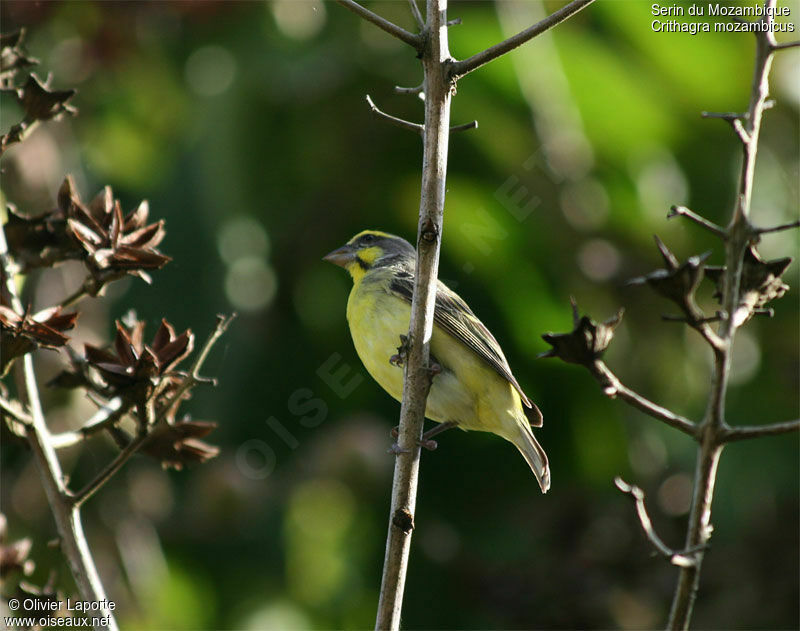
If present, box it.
[324,230,550,493]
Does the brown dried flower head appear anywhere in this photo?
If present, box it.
[3,202,82,271]
[141,417,220,471]
[704,244,791,326]
[0,305,78,376]
[59,176,170,283]
[16,73,76,121]
[628,236,710,321]
[4,176,170,279]
[85,318,194,400]
[540,299,624,366]
[1,71,76,155]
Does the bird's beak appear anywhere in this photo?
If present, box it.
[322,244,356,268]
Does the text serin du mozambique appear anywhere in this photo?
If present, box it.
[651,3,795,35]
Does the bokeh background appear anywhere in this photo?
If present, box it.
[1,1,798,629]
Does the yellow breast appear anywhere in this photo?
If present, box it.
[346,273,409,404]
[345,271,518,432]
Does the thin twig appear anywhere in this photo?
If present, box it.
[394,83,423,95]
[722,419,800,442]
[50,397,129,449]
[590,361,697,437]
[615,478,699,568]
[701,111,747,121]
[449,0,596,79]
[335,0,422,50]
[667,205,727,238]
[0,120,41,159]
[59,283,91,309]
[756,219,800,234]
[82,397,127,432]
[59,272,124,309]
[0,395,33,425]
[69,430,148,507]
[661,312,724,324]
[449,120,478,133]
[695,321,727,353]
[156,313,236,419]
[407,0,424,30]
[772,40,800,50]
[731,118,750,144]
[701,111,751,143]
[366,96,478,136]
[365,95,423,134]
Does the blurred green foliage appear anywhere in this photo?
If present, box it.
[1,1,797,629]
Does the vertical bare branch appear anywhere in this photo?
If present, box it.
[667,3,781,628]
[374,1,453,628]
[0,224,118,631]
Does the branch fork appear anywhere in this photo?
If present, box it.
[615,478,705,569]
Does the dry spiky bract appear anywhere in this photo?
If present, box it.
[4,202,82,270]
[5,175,169,286]
[0,29,76,155]
[704,244,791,326]
[15,73,76,121]
[629,236,711,322]
[140,418,220,470]
[85,318,193,398]
[0,305,78,376]
[76,316,223,468]
[60,176,170,284]
[540,300,624,366]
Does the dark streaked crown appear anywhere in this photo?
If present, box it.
[347,230,415,268]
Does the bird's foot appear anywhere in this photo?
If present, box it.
[388,438,437,453]
[389,421,456,452]
[419,437,439,451]
[427,361,442,379]
[387,442,410,455]
[389,334,409,368]
[419,421,457,450]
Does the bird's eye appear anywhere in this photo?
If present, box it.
[361,234,376,244]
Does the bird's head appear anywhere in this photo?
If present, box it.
[323,230,415,281]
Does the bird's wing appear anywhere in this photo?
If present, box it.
[388,271,540,417]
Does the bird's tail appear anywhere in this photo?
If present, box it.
[511,422,550,493]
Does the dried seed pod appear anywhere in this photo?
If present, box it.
[0,305,78,376]
[540,299,624,365]
[84,317,193,407]
[628,236,711,323]
[704,245,791,326]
